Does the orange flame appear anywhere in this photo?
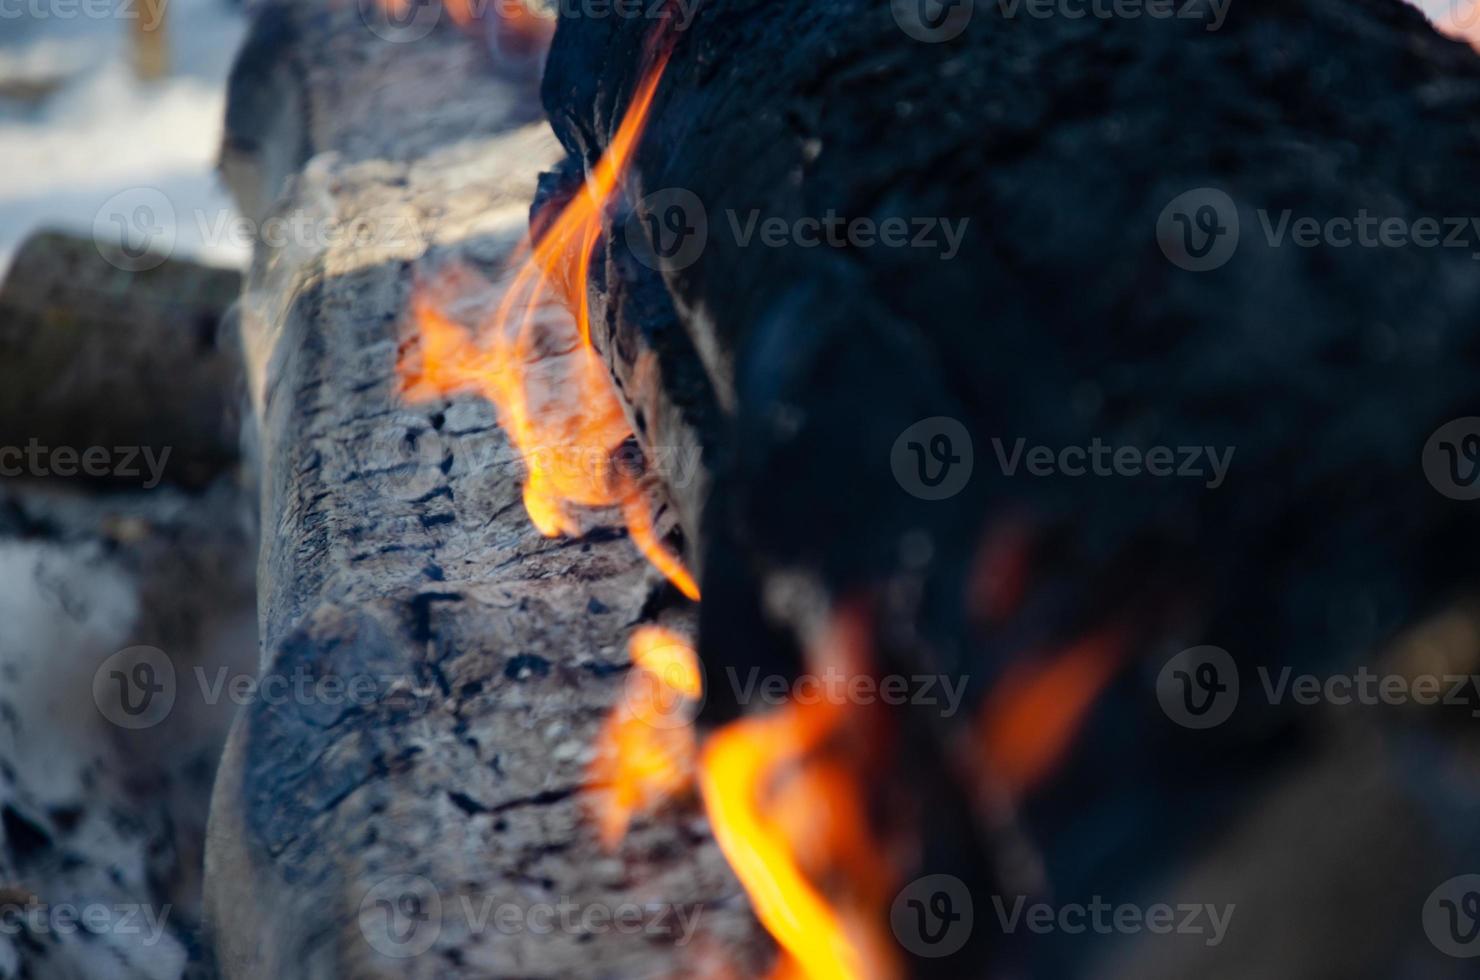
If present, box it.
[397,46,697,599]
[377,0,540,31]
[588,625,702,849]
[378,0,476,26]
[978,630,1123,797]
[699,609,900,980]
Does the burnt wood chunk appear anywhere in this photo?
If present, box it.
[543,0,1480,975]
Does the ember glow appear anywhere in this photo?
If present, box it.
[397,47,697,599]
[588,625,701,849]
[699,610,900,980]
[978,630,1123,797]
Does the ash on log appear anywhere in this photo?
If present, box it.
[545,0,1480,974]
[205,3,762,977]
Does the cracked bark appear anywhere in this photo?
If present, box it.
[204,4,763,977]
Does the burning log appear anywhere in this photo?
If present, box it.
[540,0,1480,975]
[205,3,763,977]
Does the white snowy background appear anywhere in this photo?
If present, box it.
[0,0,249,276]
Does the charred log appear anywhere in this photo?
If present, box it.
[544,0,1480,974]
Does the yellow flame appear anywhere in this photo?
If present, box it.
[397,49,697,599]
[698,609,900,980]
[588,625,701,849]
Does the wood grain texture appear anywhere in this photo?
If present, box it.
[206,4,762,977]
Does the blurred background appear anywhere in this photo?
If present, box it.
[0,0,247,275]
[1,4,259,977]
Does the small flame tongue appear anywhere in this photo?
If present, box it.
[699,608,902,980]
[588,625,702,848]
[397,45,695,598]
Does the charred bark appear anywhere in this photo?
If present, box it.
[545,0,1480,974]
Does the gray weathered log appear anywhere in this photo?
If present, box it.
[0,243,255,977]
[205,4,762,977]
[0,232,244,489]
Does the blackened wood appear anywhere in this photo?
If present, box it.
[544,1,1480,974]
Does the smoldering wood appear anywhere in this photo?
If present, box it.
[543,1,1480,975]
[206,4,763,978]
[0,231,244,489]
